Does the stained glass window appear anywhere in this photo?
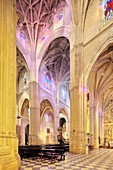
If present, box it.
[48,18,54,30]
[42,33,46,41]
[58,10,63,21]
[28,108,30,117]
[104,0,113,21]
[24,72,27,84]
[44,72,51,89]
[61,87,66,102]
[62,88,65,98]
[45,113,49,122]
[20,32,26,40]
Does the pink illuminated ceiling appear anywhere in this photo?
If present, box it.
[16,1,69,87]
[16,0,67,49]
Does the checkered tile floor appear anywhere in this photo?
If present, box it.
[20,148,113,170]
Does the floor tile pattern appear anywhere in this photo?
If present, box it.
[20,149,113,170]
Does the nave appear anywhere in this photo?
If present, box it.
[20,149,113,170]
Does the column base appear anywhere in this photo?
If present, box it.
[70,145,86,154]
[70,131,86,154]
[0,135,21,170]
[29,135,40,145]
[94,138,99,149]
[0,154,20,170]
[93,144,99,149]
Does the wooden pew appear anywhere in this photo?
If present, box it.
[40,148,65,163]
[19,144,68,161]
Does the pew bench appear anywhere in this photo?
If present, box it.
[19,144,66,162]
[40,148,65,163]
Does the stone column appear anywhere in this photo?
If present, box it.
[67,119,70,141]
[70,0,87,153]
[29,81,40,144]
[93,104,99,149]
[99,115,104,145]
[69,9,87,152]
[20,117,29,145]
[70,85,86,153]
[54,83,60,143]
[20,118,25,145]
[89,95,94,145]
[70,43,86,154]
[0,0,20,169]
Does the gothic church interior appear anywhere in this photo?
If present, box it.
[1,0,113,169]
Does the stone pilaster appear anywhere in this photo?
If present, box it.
[0,0,20,169]
[29,81,40,144]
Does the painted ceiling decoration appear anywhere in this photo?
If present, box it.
[16,0,67,52]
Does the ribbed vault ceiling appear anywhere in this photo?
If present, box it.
[16,0,70,90]
[16,0,66,47]
[40,37,70,84]
[89,46,113,110]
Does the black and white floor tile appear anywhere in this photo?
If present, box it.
[20,149,113,170]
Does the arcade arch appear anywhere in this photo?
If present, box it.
[87,44,113,148]
[40,99,55,144]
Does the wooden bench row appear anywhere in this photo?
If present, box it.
[19,144,69,162]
